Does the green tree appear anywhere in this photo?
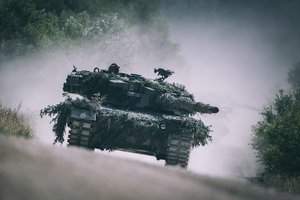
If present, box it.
[252,89,300,176]
[0,0,38,41]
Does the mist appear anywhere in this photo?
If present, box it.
[160,0,300,177]
[1,1,300,179]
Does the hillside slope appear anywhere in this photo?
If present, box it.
[0,135,297,200]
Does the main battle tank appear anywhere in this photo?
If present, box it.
[42,63,219,168]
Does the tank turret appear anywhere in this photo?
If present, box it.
[63,64,219,116]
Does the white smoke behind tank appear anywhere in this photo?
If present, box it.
[160,1,299,178]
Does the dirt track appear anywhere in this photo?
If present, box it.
[0,136,298,200]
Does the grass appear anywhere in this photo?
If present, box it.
[0,103,33,138]
[262,175,300,193]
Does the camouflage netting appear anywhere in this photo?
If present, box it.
[40,96,97,144]
[156,93,217,114]
[73,70,194,100]
[93,107,212,150]
[76,71,113,99]
[41,97,212,148]
[143,79,194,99]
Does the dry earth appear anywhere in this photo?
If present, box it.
[0,135,298,200]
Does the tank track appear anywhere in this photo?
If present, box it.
[67,120,94,149]
[165,133,193,168]
[67,108,96,149]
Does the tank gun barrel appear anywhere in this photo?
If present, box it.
[194,102,219,114]
[156,93,219,114]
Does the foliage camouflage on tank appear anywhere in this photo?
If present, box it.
[41,63,219,167]
[41,96,212,148]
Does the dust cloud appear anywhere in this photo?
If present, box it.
[161,0,300,178]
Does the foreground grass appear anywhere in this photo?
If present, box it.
[0,103,33,138]
[262,175,300,194]
[249,174,300,194]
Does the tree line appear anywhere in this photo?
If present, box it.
[0,0,176,63]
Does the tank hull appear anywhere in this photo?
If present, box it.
[67,107,193,167]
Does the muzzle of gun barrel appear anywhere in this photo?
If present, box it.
[210,106,219,113]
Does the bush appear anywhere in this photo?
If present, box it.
[0,103,33,138]
[261,175,300,193]
[252,89,300,193]
[252,89,300,176]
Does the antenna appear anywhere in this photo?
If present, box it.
[65,52,74,65]
[58,44,76,70]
